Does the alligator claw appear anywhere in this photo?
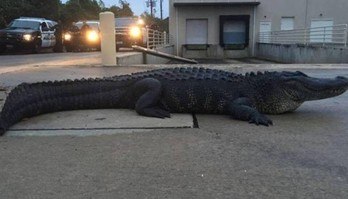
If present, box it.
[159,100,170,111]
[249,113,273,127]
[153,108,171,118]
[140,107,171,119]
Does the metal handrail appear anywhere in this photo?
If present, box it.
[115,27,173,49]
[146,28,173,49]
[258,24,348,47]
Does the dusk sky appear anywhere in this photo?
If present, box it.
[61,0,169,18]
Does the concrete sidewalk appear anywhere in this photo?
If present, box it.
[0,63,348,198]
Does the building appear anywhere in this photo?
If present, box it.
[169,0,348,59]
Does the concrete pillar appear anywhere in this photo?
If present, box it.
[99,12,116,66]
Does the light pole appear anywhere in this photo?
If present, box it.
[160,0,163,20]
[146,0,157,17]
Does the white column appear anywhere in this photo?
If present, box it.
[99,12,116,66]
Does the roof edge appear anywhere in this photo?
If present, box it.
[173,2,260,7]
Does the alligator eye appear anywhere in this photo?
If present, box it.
[280,71,297,77]
[295,71,308,77]
[281,71,308,78]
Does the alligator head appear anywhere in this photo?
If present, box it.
[255,71,348,114]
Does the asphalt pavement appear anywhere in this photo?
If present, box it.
[0,53,348,198]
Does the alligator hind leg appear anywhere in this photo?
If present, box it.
[228,97,273,126]
[133,78,170,118]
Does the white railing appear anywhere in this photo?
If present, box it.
[146,29,173,49]
[115,27,173,49]
[258,24,348,47]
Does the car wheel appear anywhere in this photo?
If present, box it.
[0,45,6,53]
[65,46,74,52]
[53,45,64,53]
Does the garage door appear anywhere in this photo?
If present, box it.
[186,19,208,44]
[223,20,246,44]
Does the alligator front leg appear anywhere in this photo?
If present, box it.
[228,97,273,126]
[133,78,170,119]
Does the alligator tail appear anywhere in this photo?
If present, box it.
[0,79,126,136]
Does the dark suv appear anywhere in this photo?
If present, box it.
[63,21,101,52]
[0,17,57,53]
[115,17,146,51]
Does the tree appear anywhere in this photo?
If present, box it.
[59,0,103,26]
[0,0,135,29]
[98,0,105,10]
[118,0,133,17]
[141,11,168,32]
[0,0,60,28]
[103,0,133,18]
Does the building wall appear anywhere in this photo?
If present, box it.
[257,43,348,63]
[173,0,257,2]
[169,0,348,58]
[255,0,307,31]
[256,0,348,31]
[169,3,256,58]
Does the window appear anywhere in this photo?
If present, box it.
[281,17,294,30]
[41,22,48,31]
[186,19,208,45]
[310,19,333,43]
[9,20,40,30]
[47,22,54,29]
[220,15,250,50]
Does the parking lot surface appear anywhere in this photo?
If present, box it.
[0,55,347,198]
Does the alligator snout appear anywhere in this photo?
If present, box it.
[336,76,348,88]
[336,76,347,80]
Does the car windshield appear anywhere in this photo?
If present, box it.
[75,22,99,31]
[115,18,137,27]
[8,20,40,30]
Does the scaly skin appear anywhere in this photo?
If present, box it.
[0,67,348,135]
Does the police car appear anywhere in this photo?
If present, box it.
[0,17,57,53]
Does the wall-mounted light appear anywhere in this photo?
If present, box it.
[319,13,323,17]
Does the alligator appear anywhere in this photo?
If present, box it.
[0,67,348,135]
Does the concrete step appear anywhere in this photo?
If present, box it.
[6,109,194,137]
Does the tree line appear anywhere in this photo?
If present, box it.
[0,0,168,32]
[0,0,134,28]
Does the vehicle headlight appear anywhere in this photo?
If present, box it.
[137,19,145,26]
[86,30,99,42]
[23,34,32,41]
[130,26,141,38]
[64,33,72,41]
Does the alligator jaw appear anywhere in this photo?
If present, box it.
[300,76,348,101]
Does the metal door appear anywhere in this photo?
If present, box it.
[259,21,272,43]
[186,19,208,44]
[47,22,56,47]
[40,22,50,47]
